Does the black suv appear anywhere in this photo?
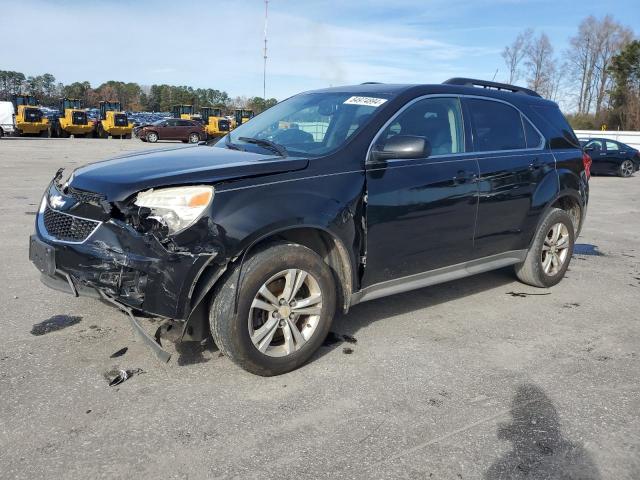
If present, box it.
[29,78,589,375]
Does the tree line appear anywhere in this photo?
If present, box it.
[502,15,639,130]
[0,72,277,114]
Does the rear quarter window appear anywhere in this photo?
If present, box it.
[530,105,579,149]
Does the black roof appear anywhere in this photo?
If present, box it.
[308,80,557,107]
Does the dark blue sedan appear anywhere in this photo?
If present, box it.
[581,138,640,177]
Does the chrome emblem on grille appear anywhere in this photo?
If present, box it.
[49,194,66,209]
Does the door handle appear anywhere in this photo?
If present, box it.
[452,170,477,184]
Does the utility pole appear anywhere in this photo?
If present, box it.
[263,0,268,99]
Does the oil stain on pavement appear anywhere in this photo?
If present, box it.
[573,244,603,256]
[31,315,82,336]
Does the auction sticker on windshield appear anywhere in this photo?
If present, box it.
[343,96,388,107]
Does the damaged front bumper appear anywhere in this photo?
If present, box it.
[29,180,226,357]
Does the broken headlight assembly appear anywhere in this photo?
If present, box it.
[134,186,214,235]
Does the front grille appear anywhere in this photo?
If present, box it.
[67,187,105,205]
[114,114,128,127]
[72,111,87,125]
[218,119,230,131]
[43,207,100,242]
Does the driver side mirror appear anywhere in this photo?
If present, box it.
[371,135,431,162]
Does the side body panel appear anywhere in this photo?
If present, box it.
[363,155,479,286]
[472,150,557,256]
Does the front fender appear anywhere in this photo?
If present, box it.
[212,170,365,263]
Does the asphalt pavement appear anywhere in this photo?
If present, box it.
[0,137,638,479]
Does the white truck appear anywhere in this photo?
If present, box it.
[0,101,16,137]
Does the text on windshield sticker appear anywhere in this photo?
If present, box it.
[343,96,388,107]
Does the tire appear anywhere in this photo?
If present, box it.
[124,133,132,139]
[515,208,575,288]
[619,160,634,178]
[0,127,3,138]
[40,127,50,138]
[210,242,337,376]
[146,131,158,143]
[188,132,200,143]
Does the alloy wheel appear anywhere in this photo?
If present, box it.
[189,133,199,143]
[248,269,323,357]
[621,160,634,177]
[541,222,570,276]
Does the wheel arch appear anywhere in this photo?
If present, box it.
[182,223,356,342]
[529,190,584,249]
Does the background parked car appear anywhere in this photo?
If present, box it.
[138,118,205,143]
[581,138,640,177]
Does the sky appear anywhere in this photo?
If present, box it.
[1,0,639,100]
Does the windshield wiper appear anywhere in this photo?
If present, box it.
[238,137,288,157]
[224,134,242,150]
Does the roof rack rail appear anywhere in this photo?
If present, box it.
[361,82,383,85]
[443,77,541,97]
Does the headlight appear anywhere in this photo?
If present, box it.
[134,186,214,235]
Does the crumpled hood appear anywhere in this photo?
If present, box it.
[69,145,308,201]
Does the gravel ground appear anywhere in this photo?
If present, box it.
[0,137,638,480]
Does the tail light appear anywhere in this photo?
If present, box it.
[582,152,592,180]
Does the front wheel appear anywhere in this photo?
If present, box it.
[515,208,575,288]
[146,131,158,143]
[210,242,336,376]
[620,160,634,177]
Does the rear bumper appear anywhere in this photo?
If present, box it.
[16,121,48,134]
[105,126,133,136]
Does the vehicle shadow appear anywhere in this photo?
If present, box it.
[313,267,518,359]
[484,383,601,480]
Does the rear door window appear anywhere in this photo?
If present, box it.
[605,141,619,152]
[466,98,525,151]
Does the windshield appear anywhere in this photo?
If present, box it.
[218,92,392,157]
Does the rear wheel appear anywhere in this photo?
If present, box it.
[620,160,634,177]
[39,127,50,138]
[146,131,158,143]
[515,208,575,288]
[188,132,200,143]
[210,242,336,376]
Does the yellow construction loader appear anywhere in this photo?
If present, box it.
[231,108,254,129]
[53,98,93,138]
[200,107,230,139]
[13,95,50,137]
[95,101,133,139]
[172,104,195,120]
